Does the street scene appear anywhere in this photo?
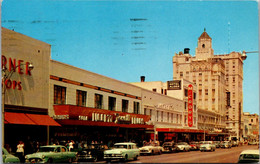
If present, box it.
[1,0,259,163]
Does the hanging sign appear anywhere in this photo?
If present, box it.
[188,84,193,127]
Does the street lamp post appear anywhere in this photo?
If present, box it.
[2,63,34,146]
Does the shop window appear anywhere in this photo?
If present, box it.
[76,90,87,106]
[122,99,129,113]
[95,94,103,109]
[54,85,66,104]
[108,96,116,111]
[134,101,140,114]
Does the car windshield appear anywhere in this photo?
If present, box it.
[114,145,127,149]
[39,147,56,152]
[242,154,259,159]
[163,143,172,146]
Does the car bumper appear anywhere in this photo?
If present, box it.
[104,154,124,160]
[200,147,211,151]
[77,156,95,161]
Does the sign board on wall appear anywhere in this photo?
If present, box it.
[167,80,181,90]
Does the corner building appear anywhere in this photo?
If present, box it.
[172,30,246,141]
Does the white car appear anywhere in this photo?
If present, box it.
[139,143,162,155]
[238,150,259,163]
[199,141,216,152]
[175,142,191,152]
[104,142,140,162]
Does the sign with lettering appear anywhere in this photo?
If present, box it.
[167,80,181,90]
[2,55,33,91]
[188,84,193,127]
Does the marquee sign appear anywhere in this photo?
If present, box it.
[188,84,193,127]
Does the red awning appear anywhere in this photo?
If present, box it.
[4,112,61,126]
[5,112,37,125]
[26,114,61,126]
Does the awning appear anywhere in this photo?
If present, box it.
[5,112,37,125]
[5,112,61,126]
[26,114,61,126]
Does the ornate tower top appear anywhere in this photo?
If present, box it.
[195,29,214,59]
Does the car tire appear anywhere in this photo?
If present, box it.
[134,155,138,160]
[47,158,53,163]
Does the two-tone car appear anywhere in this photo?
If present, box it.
[199,141,216,152]
[77,143,109,162]
[220,141,232,149]
[2,147,20,163]
[238,150,259,163]
[175,142,191,152]
[189,141,200,151]
[139,143,162,155]
[104,142,140,162]
[162,142,178,153]
[25,145,77,163]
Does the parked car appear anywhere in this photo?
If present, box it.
[213,141,221,148]
[199,141,216,152]
[2,147,20,163]
[175,142,191,152]
[220,141,232,149]
[104,142,140,162]
[248,141,258,145]
[189,141,200,150]
[25,145,77,163]
[231,140,239,147]
[139,142,162,155]
[162,142,178,153]
[238,150,259,163]
[77,143,109,162]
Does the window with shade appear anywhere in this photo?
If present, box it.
[122,99,129,113]
[54,85,66,104]
[95,94,103,109]
[108,96,116,111]
[133,101,140,114]
[76,90,87,106]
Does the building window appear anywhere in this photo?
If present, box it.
[95,94,103,109]
[54,85,66,104]
[157,111,159,121]
[180,72,183,77]
[167,112,169,122]
[185,102,187,110]
[144,108,147,115]
[193,93,196,99]
[161,89,163,94]
[152,88,157,92]
[133,101,140,114]
[161,111,163,122]
[184,89,188,97]
[76,90,87,106]
[122,99,129,113]
[205,89,208,95]
[164,89,167,95]
[108,96,116,111]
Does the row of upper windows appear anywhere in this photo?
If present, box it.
[54,85,140,114]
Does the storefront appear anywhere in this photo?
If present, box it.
[51,105,153,147]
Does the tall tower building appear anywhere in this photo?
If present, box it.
[173,30,246,140]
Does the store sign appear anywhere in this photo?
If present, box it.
[167,80,181,90]
[188,84,193,127]
[2,55,33,91]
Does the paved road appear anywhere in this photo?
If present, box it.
[127,145,259,163]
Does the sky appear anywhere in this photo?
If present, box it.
[1,0,259,114]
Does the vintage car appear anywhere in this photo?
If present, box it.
[175,142,191,152]
[248,141,258,145]
[77,143,109,162]
[238,150,259,163]
[104,142,140,162]
[25,145,77,163]
[220,141,232,149]
[213,141,221,148]
[2,147,20,163]
[231,140,239,147]
[199,141,216,152]
[162,142,178,153]
[189,141,200,150]
[139,142,162,155]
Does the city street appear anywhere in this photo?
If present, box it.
[88,145,258,163]
[129,145,258,163]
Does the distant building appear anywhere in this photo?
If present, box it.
[172,30,247,141]
[243,112,259,141]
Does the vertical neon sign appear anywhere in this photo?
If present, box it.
[188,84,193,127]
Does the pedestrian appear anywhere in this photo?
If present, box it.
[69,140,74,151]
[16,141,25,162]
